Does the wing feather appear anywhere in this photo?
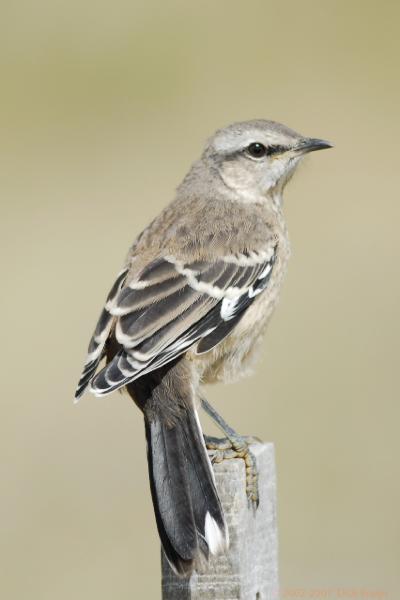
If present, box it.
[86,246,277,396]
[74,268,128,400]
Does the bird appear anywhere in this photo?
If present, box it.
[75,119,332,576]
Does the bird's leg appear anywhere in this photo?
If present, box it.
[200,396,260,509]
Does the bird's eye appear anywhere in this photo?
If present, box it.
[246,142,267,159]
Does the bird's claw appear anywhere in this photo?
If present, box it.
[205,435,260,509]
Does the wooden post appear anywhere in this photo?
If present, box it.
[161,442,279,600]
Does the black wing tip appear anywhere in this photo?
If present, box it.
[74,377,89,402]
[74,359,100,402]
[74,375,116,400]
[73,386,85,403]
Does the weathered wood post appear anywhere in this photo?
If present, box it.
[161,442,279,600]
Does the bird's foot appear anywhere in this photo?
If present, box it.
[205,434,261,509]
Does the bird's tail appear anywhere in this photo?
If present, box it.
[130,363,228,576]
[144,404,228,576]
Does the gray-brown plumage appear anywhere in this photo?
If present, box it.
[75,120,332,575]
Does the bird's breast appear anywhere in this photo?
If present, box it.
[192,231,291,385]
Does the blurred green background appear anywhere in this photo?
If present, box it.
[1,1,399,598]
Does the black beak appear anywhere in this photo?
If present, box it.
[296,137,333,154]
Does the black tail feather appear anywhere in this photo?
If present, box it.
[144,405,227,576]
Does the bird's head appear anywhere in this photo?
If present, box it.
[204,120,332,202]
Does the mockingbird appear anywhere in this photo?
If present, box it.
[75,120,332,575]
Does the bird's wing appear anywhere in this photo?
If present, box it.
[75,244,277,399]
[75,268,129,399]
